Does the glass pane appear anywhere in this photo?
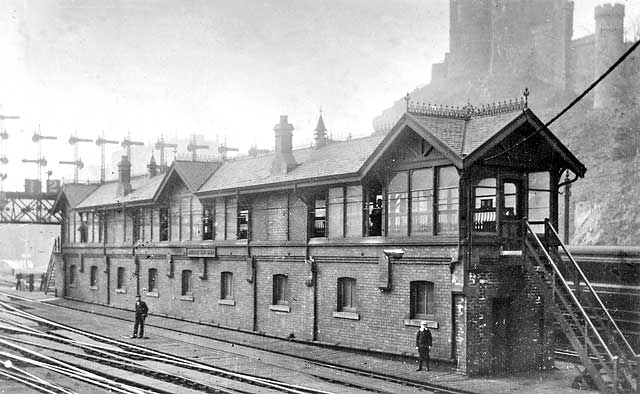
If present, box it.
[436,167,459,234]
[529,172,550,190]
[473,178,497,232]
[411,169,433,235]
[503,182,518,217]
[345,186,363,237]
[388,172,408,237]
[328,187,344,238]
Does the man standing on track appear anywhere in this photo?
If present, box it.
[415,320,432,371]
[131,294,149,339]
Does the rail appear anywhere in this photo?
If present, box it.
[525,220,614,360]
[545,220,637,359]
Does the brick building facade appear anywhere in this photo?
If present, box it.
[53,101,585,375]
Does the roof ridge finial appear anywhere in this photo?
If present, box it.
[404,93,411,112]
[523,87,530,107]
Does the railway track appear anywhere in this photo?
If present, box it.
[0,292,475,394]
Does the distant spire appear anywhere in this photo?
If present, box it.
[314,110,329,149]
[148,154,158,177]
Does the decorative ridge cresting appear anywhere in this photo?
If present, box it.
[404,89,529,120]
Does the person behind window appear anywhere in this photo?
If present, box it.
[415,320,433,371]
[78,220,88,243]
[369,198,383,236]
[131,294,149,339]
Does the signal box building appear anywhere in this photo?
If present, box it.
[53,98,586,375]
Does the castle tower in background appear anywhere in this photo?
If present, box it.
[447,0,491,79]
[593,3,625,109]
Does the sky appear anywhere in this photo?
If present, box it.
[0,0,638,190]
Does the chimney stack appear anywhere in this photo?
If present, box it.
[116,155,132,195]
[270,115,297,175]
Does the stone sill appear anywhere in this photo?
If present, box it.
[179,295,194,302]
[333,311,360,320]
[89,286,98,291]
[269,304,290,313]
[218,299,235,306]
[403,319,438,329]
[146,291,159,298]
[115,288,126,294]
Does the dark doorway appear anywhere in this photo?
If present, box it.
[500,178,524,251]
[492,297,514,373]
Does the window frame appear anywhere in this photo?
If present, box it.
[78,212,88,243]
[89,265,98,288]
[202,204,214,241]
[311,194,327,238]
[220,271,233,300]
[237,207,249,240]
[116,267,125,290]
[337,277,357,312]
[148,268,158,293]
[181,270,192,296]
[159,207,169,242]
[272,274,288,306]
[410,280,435,319]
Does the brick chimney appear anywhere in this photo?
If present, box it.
[270,115,297,175]
[116,156,132,196]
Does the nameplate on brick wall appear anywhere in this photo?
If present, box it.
[186,248,216,257]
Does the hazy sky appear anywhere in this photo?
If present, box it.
[0,0,638,190]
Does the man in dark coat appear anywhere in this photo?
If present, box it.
[416,321,433,371]
[131,294,149,339]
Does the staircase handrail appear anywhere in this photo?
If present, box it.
[525,220,614,360]
[545,219,637,359]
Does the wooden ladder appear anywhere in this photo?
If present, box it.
[43,239,59,295]
[523,220,637,393]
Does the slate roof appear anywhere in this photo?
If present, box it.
[55,184,100,210]
[198,133,385,194]
[172,161,220,192]
[76,174,164,210]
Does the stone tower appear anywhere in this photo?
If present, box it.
[593,3,625,109]
[448,0,492,79]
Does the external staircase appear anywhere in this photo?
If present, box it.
[523,219,638,393]
[43,237,60,295]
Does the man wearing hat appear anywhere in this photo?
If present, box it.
[415,320,432,371]
[131,294,149,339]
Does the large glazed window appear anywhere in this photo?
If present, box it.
[473,177,497,232]
[387,172,408,237]
[90,266,98,287]
[337,277,357,312]
[528,172,550,232]
[202,204,214,240]
[237,208,249,240]
[436,166,459,234]
[410,168,434,235]
[311,196,327,238]
[159,208,169,241]
[116,267,125,290]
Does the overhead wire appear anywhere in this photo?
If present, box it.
[484,37,640,163]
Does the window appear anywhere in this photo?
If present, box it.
[436,166,459,234]
[237,208,249,239]
[473,178,497,232]
[337,277,357,312]
[272,274,288,305]
[181,270,192,296]
[69,264,76,285]
[528,172,550,231]
[410,281,434,319]
[148,268,158,292]
[116,267,125,290]
[221,272,233,300]
[365,184,383,236]
[410,168,434,235]
[159,208,169,241]
[132,212,144,243]
[78,213,88,243]
[312,197,327,237]
[90,266,98,287]
[202,205,214,240]
[387,172,408,236]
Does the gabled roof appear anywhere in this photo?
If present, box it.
[52,183,100,212]
[197,134,385,195]
[76,174,164,210]
[172,161,220,192]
